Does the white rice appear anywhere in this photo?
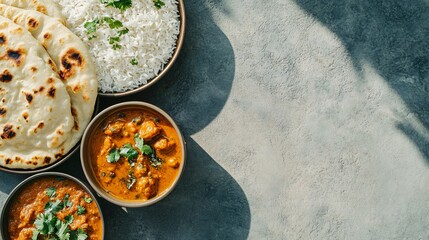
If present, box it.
[52,0,180,93]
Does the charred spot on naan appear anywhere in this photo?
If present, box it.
[43,32,51,40]
[2,48,25,66]
[33,86,44,94]
[22,112,28,122]
[0,69,13,82]
[43,156,51,164]
[27,17,39,30]
[47,58,56,72]
[0,33,6,45]
[33,121,44,134]
[23,92,33,103]
[1,124,15,139]
[30,66,37,72]
[35,5,47,15]
[47,87,56,98]
[71,107,79,130]
[0,107,6,116]
[54,153,63,159]
[59,48,85,80]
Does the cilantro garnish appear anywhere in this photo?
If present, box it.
[101,0,132,11]
[119,143,139,164]
[45,200,64,214]
[153,0,165,9]
[134,134,153,155]
[108,36,122,50]
[107,148,120,163]
[84,196,93,203]
[45,187,56,199]
[84,18,100,40]
[118,27,129,36]
[77,205,87,215]
[149,153,163,168]
[103,17,123,29]
[64,194,72,208]
[130,58,138,65]
[33,196,89,239]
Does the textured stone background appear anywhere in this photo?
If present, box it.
[1,0,429,239]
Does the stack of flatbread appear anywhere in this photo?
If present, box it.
[0,0,97,169]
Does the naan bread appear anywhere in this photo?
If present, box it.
[0,15,75,169]
[0,0,65,24]
[0,3,98,157]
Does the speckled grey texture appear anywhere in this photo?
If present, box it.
[1,0,429,239]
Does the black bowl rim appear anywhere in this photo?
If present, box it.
[0,172,105,239]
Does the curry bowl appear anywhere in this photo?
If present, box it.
[0,172,105,240]
[98,0,186,98]
[80,101,186,207]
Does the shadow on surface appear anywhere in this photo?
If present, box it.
[295,0,429,162]
[101,0,235,136]
[0,0,248,239]
[99,138,250,240]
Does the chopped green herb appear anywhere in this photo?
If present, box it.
[150,153,163,168]
[71,228,88,240]
[83,196,93,203]
[112,43,122,50]
[33,198,87,240]
[64,215,74,225]
[118,27,129,36]
[142,145,153,155]
[103,17,123,29]
[84,18,100,40]
[130,58,138,65]
[77,205,86,215]
[124,172,136,190]
[45,187,56,198]
[108,36,122,50]
[134,134,153,155]
[120,143,139,164]
[153,0,165,9]
[108,36,120,44]
[107,148,120,163]
[64,194,72,208]
[101,0,132,11]
[44,200,64,214]
[134,134,144,149]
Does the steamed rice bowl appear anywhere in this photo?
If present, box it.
[53,0,180,93]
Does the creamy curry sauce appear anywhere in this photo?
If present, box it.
[8,177,102,240]
[92,109,182,201]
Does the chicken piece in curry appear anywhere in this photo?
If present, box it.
[93,110,182,201]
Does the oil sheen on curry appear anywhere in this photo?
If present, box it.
[8,177,102,240]
[92,109,182,201]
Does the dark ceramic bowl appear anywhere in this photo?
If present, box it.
[0,172,104,239]
[98,0,186,97]
[0,99,100,174]
[80,101,186,207]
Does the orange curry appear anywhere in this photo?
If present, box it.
[8,177,102,240]
[92,109,182,201]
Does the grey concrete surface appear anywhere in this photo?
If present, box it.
[1,0,429,239]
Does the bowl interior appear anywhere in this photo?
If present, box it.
[0,172,104,239]
[81,102,186,207]
[98,0,186,97]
